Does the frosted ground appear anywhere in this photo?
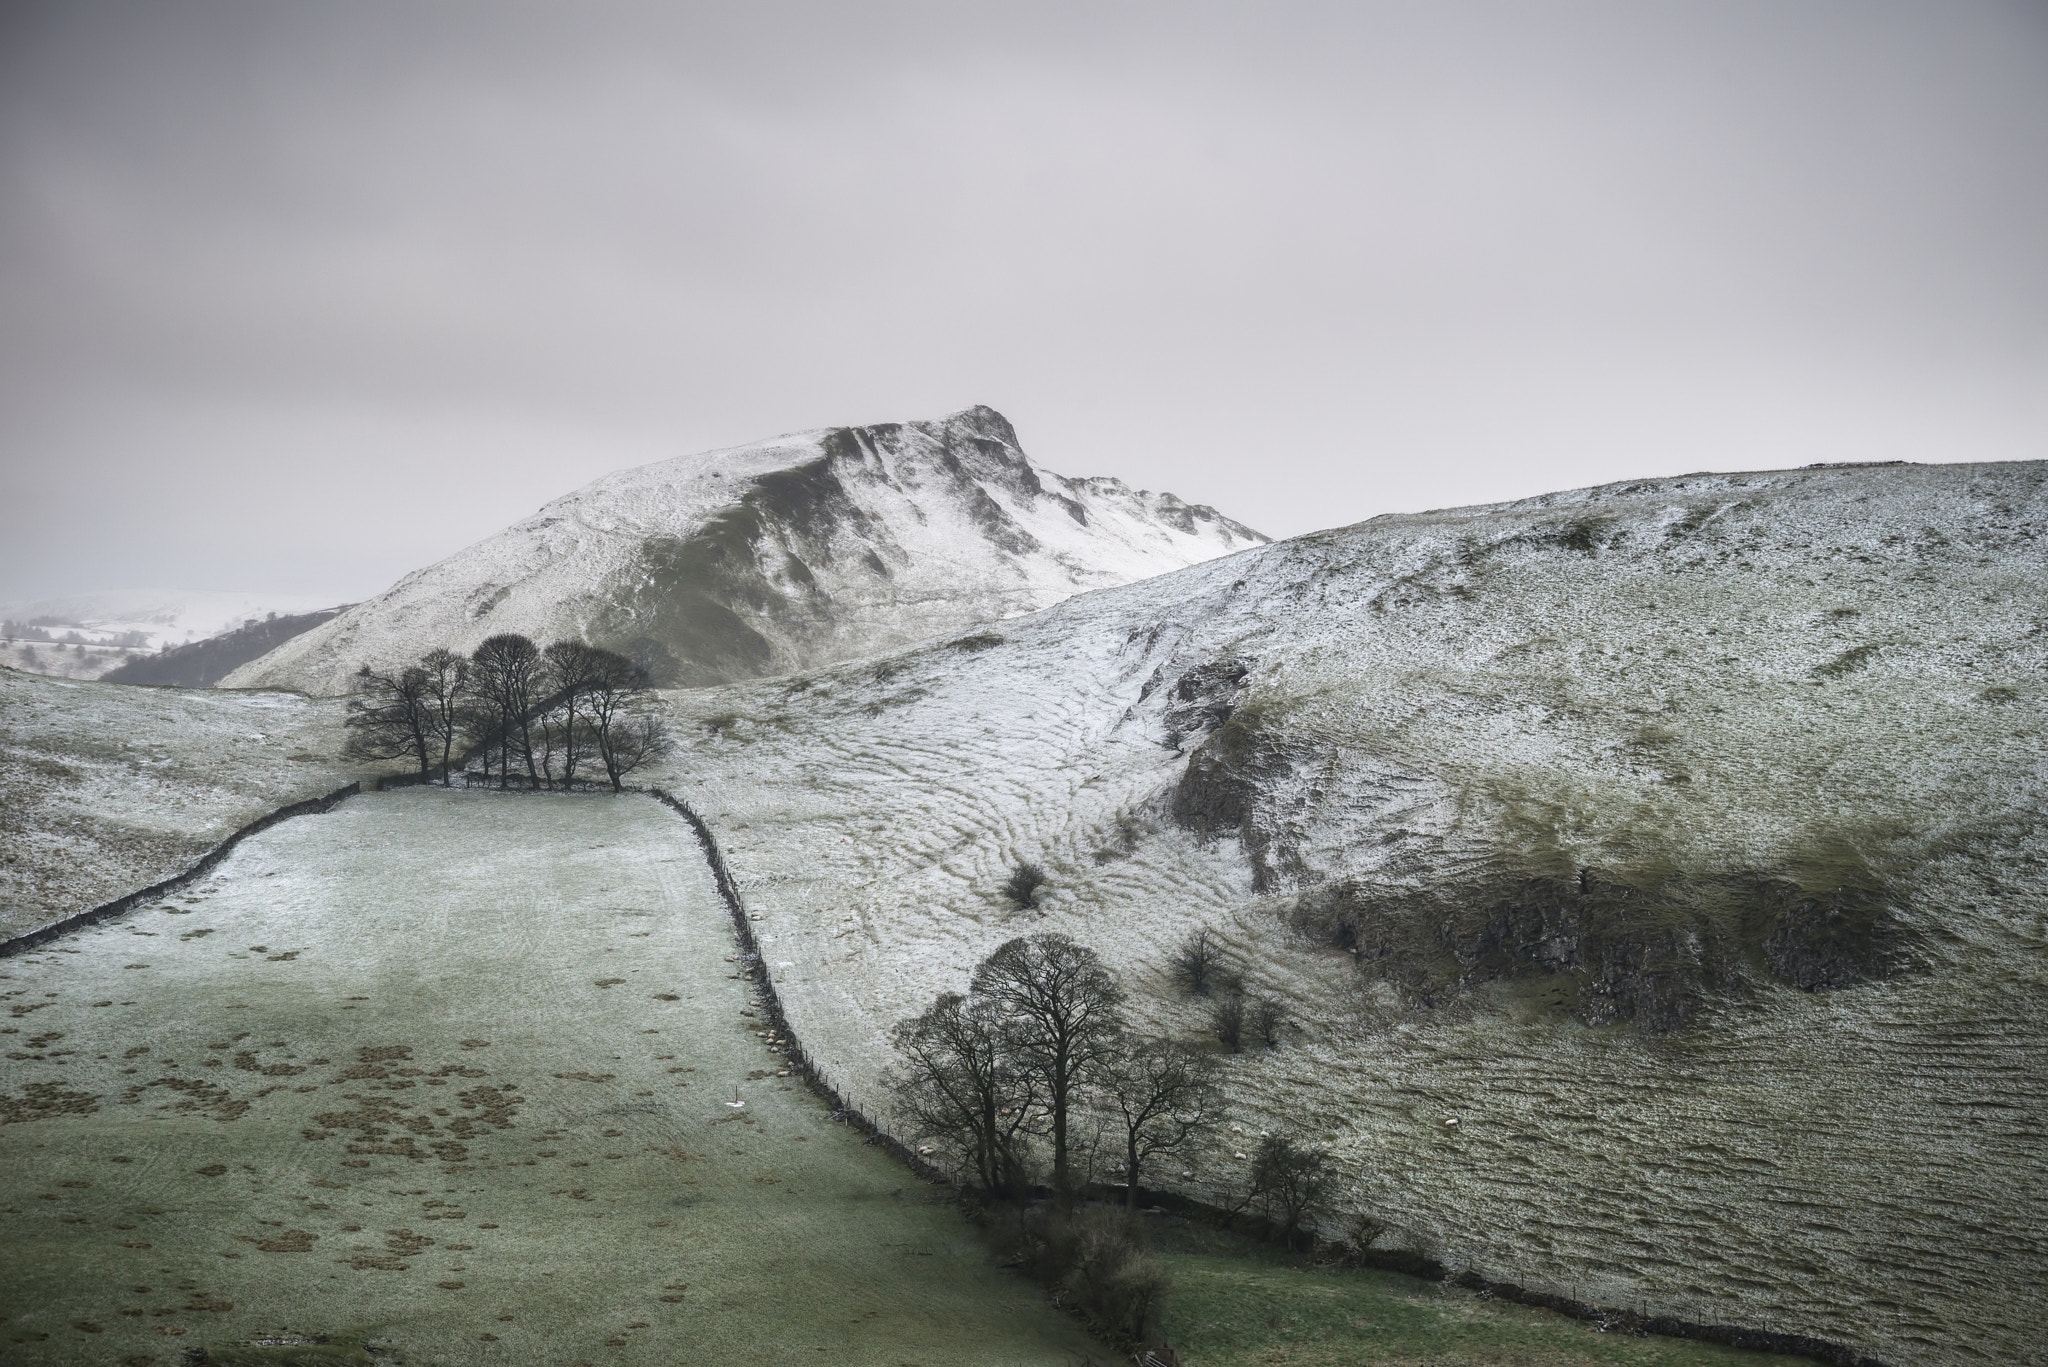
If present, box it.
[0,669,353,942]
[0,789,1101,1366]
[654,459,2048,1367]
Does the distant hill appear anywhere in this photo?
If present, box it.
[0,588,338,653]
[223,406,1266,695]
[101,607,349,688]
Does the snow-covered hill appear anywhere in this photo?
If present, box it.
[656,457,2048,1367]
[224,406,1265,695]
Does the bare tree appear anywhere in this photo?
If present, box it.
[971,934,1126,1193]
[542,640,608,789]
[1247,1133,1336,1249]
[1247,996,1286,1050]
[1101,1037,1225,1209]
[418,647,469,786]
[532,695,568,789]
[582,648,671,791]
[600,708,671,790]
[888,991,1037,1197]
[469,633,542,788]
[1170,926,1220,995]
[343,663,436,779]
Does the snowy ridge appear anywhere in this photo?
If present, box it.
[224,406,1265,694]
[657,457,2048,1367]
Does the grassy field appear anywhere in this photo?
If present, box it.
[0,788,1101,1366]
[1150,1224,1822,1367]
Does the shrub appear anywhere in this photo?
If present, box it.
[1247,1133,1335,1249]
[1169,927,1219,995]
[1003,860,1048,909]
[1344,1210,1387,1260]
[1210,985,1245,1053]
[1246,996,1285,1049]
[992,1205,1170,1343]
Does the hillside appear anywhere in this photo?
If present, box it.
[100,606,347,687]
[0,668,353,942]
[652,458,2048,1367]
[223,406,1264,695]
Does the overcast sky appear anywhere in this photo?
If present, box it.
[2,1,2044,604]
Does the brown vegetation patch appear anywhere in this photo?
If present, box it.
[242,1229,318,1252]
[131,1076,249,1121]
[340,1254,409,1271]
[1,1081,101,1123]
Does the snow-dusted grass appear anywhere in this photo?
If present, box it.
[0,670,356,942]
[0,789,1099,1366]
[653,459,2048,1367]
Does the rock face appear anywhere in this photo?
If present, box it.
[654,456,2048,1367]
[222,406,1264,695]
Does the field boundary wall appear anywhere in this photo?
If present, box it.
[0,781,362,958]
[643,786,945,1183]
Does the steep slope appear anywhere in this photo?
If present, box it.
[224,406,1264,695]
[101,606,348,687]
[652,458,2048,1367]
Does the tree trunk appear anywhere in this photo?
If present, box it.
[1049,1036,1072,1192]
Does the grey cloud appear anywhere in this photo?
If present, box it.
[2,1,2043,599]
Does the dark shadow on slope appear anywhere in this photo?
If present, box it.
[103,608,349,688]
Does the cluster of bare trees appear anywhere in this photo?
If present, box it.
[1171,926,1287,1053]
[343,632,671,791]
[888,931,1343,1343]
[892,934,1223,1206]
[892,929,1337,1222]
